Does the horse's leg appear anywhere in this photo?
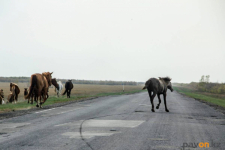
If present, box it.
[151,92,156,112]
[163,93,169,112]
[68,89,71,98]
[13,96,16,104]
[36,92,41,108]
[31,96,33,104]
[156,94,161,109]
[15,94,18,104]
[147,89,156,112]
[40,90,48,108]
[39,95,43,108]
[67,90,69,98]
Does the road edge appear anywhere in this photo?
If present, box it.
[175,90,225,115]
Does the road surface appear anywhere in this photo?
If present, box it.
[0,91,224,150]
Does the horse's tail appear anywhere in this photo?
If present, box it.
[62,89,66,95]
[25,75,37,99]
[142,80,151,90]
[62,82,67,95]
[142,85,147,90]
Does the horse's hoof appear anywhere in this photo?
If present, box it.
[36,105,39,107]
[156,106,159,109]
[151,109,155,112]
[166,109,169,112]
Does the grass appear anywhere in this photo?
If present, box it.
[0,82,144,113]
[174,86,225,108]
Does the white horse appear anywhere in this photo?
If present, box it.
[56,81,63,97]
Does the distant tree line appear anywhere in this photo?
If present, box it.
[0,77,29,83]
[198,75,225,94]
[0,77,144,86]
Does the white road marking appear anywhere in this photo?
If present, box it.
[84,120,144,128]
[55,122,72,127]
[139,104,151,106]
[149,138,169,141]
[55,108,82,115]
[62,131,120,139]
[41,108,82,117]
[35,108,56,114]
[55,121,83,127]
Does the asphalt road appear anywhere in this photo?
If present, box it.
[0,91,225,150]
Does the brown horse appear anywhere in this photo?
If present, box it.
[26,72,53,108]
[7,92,14,103]
[24,88,35,104]
[10,83,20,103]
[0,89,4,104]
[0,89,4,99]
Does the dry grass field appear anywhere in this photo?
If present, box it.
[0,82,144,103]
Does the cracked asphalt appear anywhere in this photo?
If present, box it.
[0,91,224,150]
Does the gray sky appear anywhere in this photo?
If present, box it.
[0,0,225,83]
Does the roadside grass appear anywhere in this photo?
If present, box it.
[0,89,145,113]
[174,86,225,108]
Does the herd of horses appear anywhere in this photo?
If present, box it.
[0,72,173,112]
[0,72,74,108]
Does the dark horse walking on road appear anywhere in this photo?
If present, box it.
[142,77,173,112]
[62,80,73,98]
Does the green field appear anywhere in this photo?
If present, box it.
[0,89,144,112]
[174,86,225,108]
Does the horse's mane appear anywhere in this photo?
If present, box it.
[159,77,172,82]
[42,72,53,86]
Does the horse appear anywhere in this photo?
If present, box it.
[51,79,63,97]
[62,80,73,98]
[10,83,20,103]
[0,89,4,104]
[25,72,53,108]
[56,81,63,97]
[7,92,14,103]
[142,77,173,112]
[0,96,3,104]
[24,88,35,104]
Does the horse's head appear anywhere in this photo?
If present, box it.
[51,78,59,90]
[167,81,173,92]
[159,77,173,92]
[42,72,53,86]
[0,89,3,96]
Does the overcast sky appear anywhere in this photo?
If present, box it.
[0,0,225,83]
